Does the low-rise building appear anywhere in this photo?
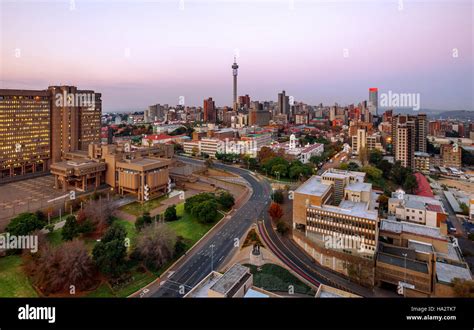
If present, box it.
[185,263,277,298]
[388,189,447,227]
[292,169,379,285]
[270,134,323,164]
[376,218,471,297]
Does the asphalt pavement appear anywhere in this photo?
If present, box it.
[148,157,272,297]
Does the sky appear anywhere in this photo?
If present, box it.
[0,0,473,112]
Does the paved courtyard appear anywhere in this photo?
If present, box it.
[0,175,68,227]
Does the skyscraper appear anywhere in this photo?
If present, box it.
[391,114,427,169]
[203,97,216,123]
[0,86,101,183]
[49,86,102,163]
[0,90,51,182]
[369,88,378,116]
[232,58,238,108]
[278,90,289,115]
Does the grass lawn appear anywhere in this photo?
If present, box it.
[2,203,223,298]
[0,255,38,297]
[244,263,314,295]
[166,203,223,249]
[115,218,138,246]
[46,230,63,246]
[119,195,168,216]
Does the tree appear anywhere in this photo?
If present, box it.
[76,210,94,235]
[217,191,235,210]
[6,213,45,236]
[361,165,383,181]
[460,203,469,216]
[268,202,284,221]
[194,200,218,223]
[62,215,80,241]
[24,240,98,295]
[164,205,178,222]
[377,195,389,213]
[132,223,177,271]
[358,147,369,165]
[271,164,288,178]
[258,146,277,164]
[452,278,474,297]
[92,222,128,277]
[369,150,383,166]
[378,160,393,179]
[83,199,114,234]
[271,190,284,204]
[347,162,361,171]
[403,174,417,193]
[276,221,289,235]
[135,212,153,230]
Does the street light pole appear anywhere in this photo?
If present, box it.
[210,244,215,271]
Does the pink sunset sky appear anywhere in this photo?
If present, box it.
[0,0,473,111]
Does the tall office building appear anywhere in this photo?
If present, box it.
[415,114,427,153]
[144,104,163,123]
[203,97,216,123]
[49,86,102,163]
[0,90,51,182]
[391,114,427,169]
[238,94,250,109]
[368,88,378,116]
[278,90,289,115]
[0,86,101,183]
[232,58,239,108]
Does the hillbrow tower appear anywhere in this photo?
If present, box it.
[232,57,239,109]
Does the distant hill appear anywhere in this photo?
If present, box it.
[379,108,474,120]
[432,110,474,120]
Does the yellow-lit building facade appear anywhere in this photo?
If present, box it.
[0,90,51,182]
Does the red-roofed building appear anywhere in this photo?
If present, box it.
[142,134,188,146]
[414,172,434,198]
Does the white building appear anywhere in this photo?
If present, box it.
[388,189,447,227]
[270,134,324,164]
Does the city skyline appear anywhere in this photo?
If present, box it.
[1,0,472,111]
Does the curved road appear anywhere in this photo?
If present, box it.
[144,156,385,298]
[147,156,272,297]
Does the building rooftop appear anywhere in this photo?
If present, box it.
[407,240,434,254]
[295,175,331,197]
[380,219,447,240]
[315,284,361,298]
[377,252,429,274]
[209,263,250,296]
[436,262,472,284]
[311,200,378,221]
[345,182,372,193]
[184,271,222,298]
[116,157,170,171]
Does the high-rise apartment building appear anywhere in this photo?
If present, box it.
[278,90,289,115]
[0,86,101,183]
[391,114,427,169]
[203,97,216,123]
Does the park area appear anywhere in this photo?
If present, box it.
[0,189,230,297]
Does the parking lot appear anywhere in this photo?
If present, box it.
[0,175,68,230]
